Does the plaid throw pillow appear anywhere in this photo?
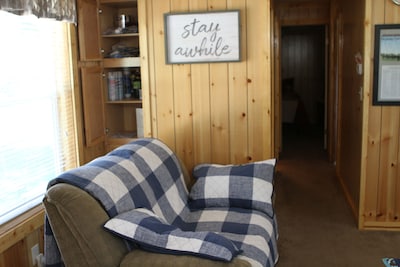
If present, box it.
[103,208,241,262]
[189,159,276,217]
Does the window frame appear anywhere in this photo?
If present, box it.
[0,17,81,245]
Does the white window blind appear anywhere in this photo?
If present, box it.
[0,11,78,224]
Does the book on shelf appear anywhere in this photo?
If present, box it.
[107,68,141,101]
[107,70,131,101]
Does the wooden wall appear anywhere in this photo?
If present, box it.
[334,0,400,230]
[140,0,273,174]
[361,0,400,230]
[334,0,365,223]
[281,25,326,125]
[275,0,330,26]
[0,207,44,267]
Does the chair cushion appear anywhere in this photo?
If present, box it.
[186,207,279,267]
[103,208,241,262]
[189,159,276,217]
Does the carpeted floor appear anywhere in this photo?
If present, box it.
[274,124,400,267]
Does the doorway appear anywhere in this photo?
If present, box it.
[280,25,327,158]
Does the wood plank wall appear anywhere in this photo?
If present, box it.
[140,0,273,175]
[0,207,44,267]
[334,0,365,224]
[362,0,400,230]
[275,0,330,26]
[280,25,326,125]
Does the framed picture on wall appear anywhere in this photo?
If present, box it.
[373,24,400,105]
[164,10,241,64]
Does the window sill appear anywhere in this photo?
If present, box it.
[0,204,45,254]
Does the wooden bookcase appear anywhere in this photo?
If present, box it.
[77,0,143,153]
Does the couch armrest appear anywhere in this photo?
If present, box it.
[44,183,128,267]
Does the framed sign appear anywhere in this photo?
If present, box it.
[373,24,400,105]
[164,10,240,64]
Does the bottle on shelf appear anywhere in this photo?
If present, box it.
[116,71,123,100]
[131,69,142,99]
[123,68,132,98]
[108,72,117,101]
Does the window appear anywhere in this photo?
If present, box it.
[0,11,78,224]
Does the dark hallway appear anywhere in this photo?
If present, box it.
[280,123,325,160]
[276,23,400,262]
[280,25,327,157]
[274,129,400,267]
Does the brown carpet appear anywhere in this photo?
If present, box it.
[274,124,400,267]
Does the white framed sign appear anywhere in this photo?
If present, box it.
[164,10,240,64]
[373,24,400,105]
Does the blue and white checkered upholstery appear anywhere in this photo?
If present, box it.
[189,160,276,217]
[45,138,278,267]
[104,208,241,262]
[187,208,279,267]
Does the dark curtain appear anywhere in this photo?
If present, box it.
[0,0,76,22]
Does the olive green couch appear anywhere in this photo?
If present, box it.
[43,138,278,267]
[43,183,250,267]
[43,159,250,267]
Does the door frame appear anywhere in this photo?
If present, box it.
[273,18,337,161]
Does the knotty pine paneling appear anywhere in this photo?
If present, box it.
[0,241,27,267]
[141,0,273,174]
[0,228,43,267]
[246,0,272,163]
[228,0,249,163]
[0,207,44,267]
[336,0,365,223]
[209,0,230,164]
[274,1,330,26]
[171,0,195,174]
[362,0,400,229]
